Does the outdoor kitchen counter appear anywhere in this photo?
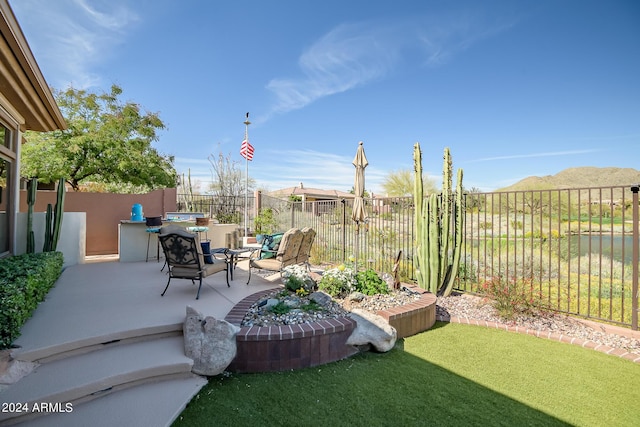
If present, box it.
[118,220,240,262]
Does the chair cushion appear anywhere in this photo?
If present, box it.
[260,233,284,259]
[203,262,227,276]
[171,265,201,278]
[251,258,282,270]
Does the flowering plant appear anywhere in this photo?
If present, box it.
[282,265,315,294]
[479,275,547,320]
[317,264,357,297]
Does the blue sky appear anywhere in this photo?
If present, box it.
[10,0,640,195]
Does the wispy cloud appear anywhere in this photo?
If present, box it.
[10,0,138,89]
[467,149,602,163]
[262,12,516,122]
[263,22,401,119]
[174,149,388,195]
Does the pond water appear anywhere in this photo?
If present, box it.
[568,234,636,264]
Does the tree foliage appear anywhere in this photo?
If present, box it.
[21,85,177,192]
[382,168,437,197]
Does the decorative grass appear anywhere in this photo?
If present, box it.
[173,322,640,426]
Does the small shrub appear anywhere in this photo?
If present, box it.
[479,275,547,321]
[318,264,357,297]
[0,252,63,349]
[282,265,315,295]
[301,300,321,312]
[269,301,291,315]
[524,230,546,239]
[355,269,389,295]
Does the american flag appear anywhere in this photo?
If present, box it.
[240,139,254,161]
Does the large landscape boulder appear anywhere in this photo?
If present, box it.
[184,306,240,376]
[346,308,397,352]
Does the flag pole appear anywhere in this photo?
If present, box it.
[243,112,251,238]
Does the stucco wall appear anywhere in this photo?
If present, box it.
[19,188,177,256]
[14,212,86,267]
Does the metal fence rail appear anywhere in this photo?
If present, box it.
[459,185,638,329]
[177,186,639,329]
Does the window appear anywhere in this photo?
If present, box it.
[0,122,14,256]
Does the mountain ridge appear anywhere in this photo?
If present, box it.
[497,167,640,192]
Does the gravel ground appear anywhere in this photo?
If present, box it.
[438,292,640,355]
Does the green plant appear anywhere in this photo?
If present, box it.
[43,177,65,252]
[301,300,321,312]
[254,207,278,235]
[0,252,63,349]
[355,269,389,295]
[268,301,291,315]
[282,265,315,293]
[479,275,547,320]
[413,144,464,296]
[317,264,357,297]
[26,177,37,253]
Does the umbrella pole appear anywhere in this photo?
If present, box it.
[354,229,358,273]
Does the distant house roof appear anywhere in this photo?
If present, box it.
[268,182,354,200]
[0,0,66,132]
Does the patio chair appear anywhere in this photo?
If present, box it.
[158,226,229,299]
[246,228,304,284]
[296,227,316,269]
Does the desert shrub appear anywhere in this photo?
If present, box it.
[478,275,547,321]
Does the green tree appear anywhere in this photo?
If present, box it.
[382,168,436,197]
[21,85,177,192]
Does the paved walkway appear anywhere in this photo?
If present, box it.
[0,258,280,426]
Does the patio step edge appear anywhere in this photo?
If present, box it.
[5,374,208,427]
[0,336,195,425]
[10,324,183,363]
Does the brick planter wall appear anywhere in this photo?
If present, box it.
[375,285,437,339]
[225,285,437,373]
[225,290,358,373]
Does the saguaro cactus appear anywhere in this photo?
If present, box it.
[413,143,464,296]
[26,178,37,253]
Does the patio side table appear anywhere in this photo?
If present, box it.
[224,248,258,281]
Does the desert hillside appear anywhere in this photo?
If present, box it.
[497,167,640,192]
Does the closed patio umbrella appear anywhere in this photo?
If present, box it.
[352,141,368,270]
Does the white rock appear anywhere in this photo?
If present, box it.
[346,308,397,352]
[184,306,240,376]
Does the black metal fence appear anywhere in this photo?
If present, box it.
[177,186,639,329]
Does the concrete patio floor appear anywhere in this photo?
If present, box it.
[0,256,281,426]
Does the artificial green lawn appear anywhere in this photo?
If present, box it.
[174,322,640,426]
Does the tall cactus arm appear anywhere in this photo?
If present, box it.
[26,178,37,254]
[427,193,440,293]
[439,148,452,280]
[440,168,465,297]
[43,204,53,252]
[413,143,426,289]
[50,177,65,252]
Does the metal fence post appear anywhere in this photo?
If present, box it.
[631,185,639,330]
